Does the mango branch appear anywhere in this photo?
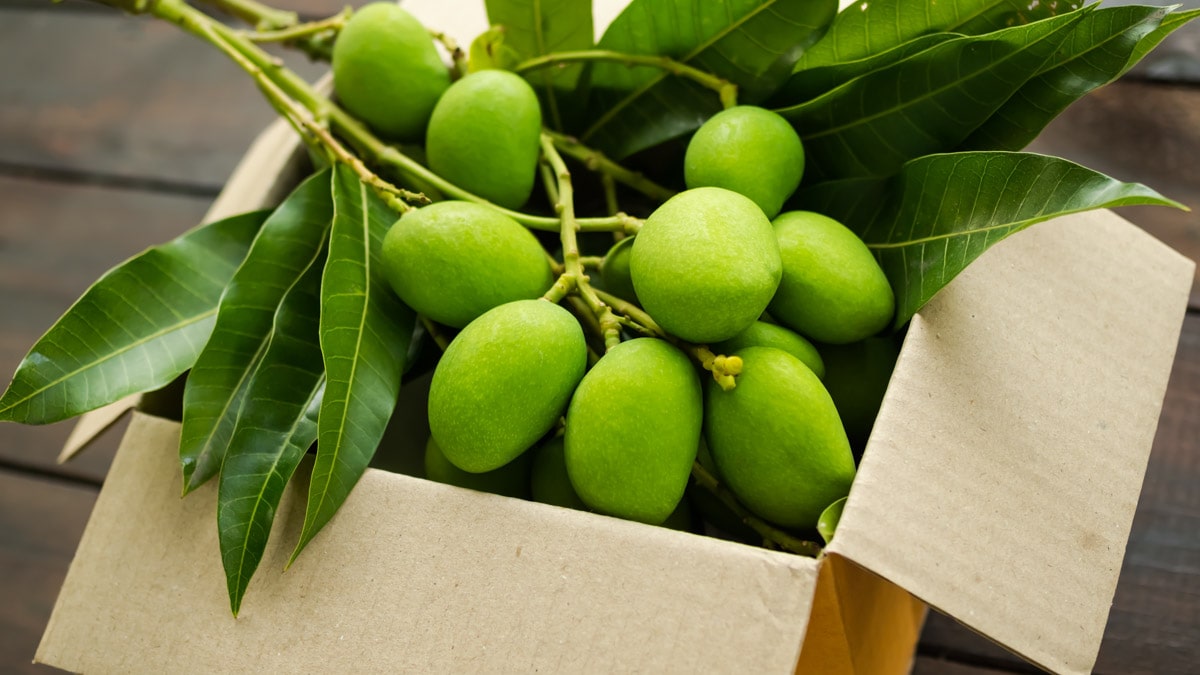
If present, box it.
[540,134,621,351]
[542,129,676,203]
[690,462,821,557]
[515,49,739,109]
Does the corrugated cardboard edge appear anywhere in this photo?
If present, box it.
[37,412,819,674]
[56,107,312,463]
[829,209,1195,674]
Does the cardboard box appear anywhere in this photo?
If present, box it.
[33,1,1196,673]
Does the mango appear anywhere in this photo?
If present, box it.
[564,339,702,524]
[704,346,855,528]
[381,201,554,327]
[428,300,586,473]
[769,211,895,344]
[331,3,450,140]
[599,236,639,305]
[530,436,589,511]
[426,70,542,210]
[715,321,824,379]
[631,188,782,343]
[684,106,805,218]
[424,436,531,499]
[820,336,900,449]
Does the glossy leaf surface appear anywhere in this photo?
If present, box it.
[0,210,266,424]
[180,169,334,493]
[797,152,1185,329]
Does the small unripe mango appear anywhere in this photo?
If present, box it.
[381,201,553,328]
[769,211,894,344]
[819,336,900,449]
[331,3,450,140]
[565,339,702,525]
[530,436,589,511]
[715,321,824,379]
[631,188,782,343]
[684,106,805,218]
[424,436,531,499]
[704,346,855,528]
[428,300,586,473]
[426,70,542,209]
[600,236,639,305]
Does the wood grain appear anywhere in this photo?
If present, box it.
[0,469,98,675]
[0,175,211,482]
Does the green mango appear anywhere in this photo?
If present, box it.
[428,300,586,473]
[331,3,450,140]
[381,201,554,328]
[819,336,900,448]
[565,339,702,525]
[715,321,824,379]
[769,211,895,344]
[631,188,782,344]
[426,70,542,210]
[684,106,805,219]
[424,436,531,499]
[599,236,639,305]
[530,436,589,511]
[704,346,855,528]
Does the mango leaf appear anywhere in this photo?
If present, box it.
[289,165,415,565]
[772,32,958,107]
[1121,7,1200,75]
[959,5,1171,152]
[0,210,266,425]
[179,169,334,494]
[485,0,594,131]
[467,25,523,73]
[218,251,326,617]
[796,152,1186,329]
[581,0,837,160]
[776,9,1090,182]
[795,0,1083,71]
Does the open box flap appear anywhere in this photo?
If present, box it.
[58,113,309,462]
[38,412,820,673]
[828,210,1195,674]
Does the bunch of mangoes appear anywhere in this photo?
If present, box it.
[337,3,899,538]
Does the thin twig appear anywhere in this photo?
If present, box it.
[690,462,822,557]
[543,129,676,203]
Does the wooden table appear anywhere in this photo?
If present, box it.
[1,3,1197,673]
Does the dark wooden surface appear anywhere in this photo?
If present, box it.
[0,3,1196,674]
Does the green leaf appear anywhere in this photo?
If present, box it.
[776,9,1090,182]
[0,210,266,424]
[467,25,524,73]
[1121,6,1200,76]
[959,5,1171,152]
[289,165,415,565]
[581,0,837,159]
[218,251,326,617]
[797,152,1186,329]
[795,0,1083,71]
[772,32,959,106]
[179,169,334,494]
[485,0,594,131]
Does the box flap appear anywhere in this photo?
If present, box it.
[828,210,1195,674]
[38,412,819,673]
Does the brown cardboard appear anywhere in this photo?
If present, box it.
[37,412,819,674]
[829,211,1195,674]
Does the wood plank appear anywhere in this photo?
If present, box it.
[0,175,212,482]
[0,469,98,675]
[0,9,325,190]
[1027,81,1200,311]
[920,312,1200,674]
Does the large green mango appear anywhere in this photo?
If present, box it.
[428,300,586,473]
[769,211,895,344]
[564,338,702,525]
[631,188,782,344]
[426,70,542,210]
[704,346,855,528]
[381,201,554,328]
[684,106,805,219]
[331,3,450,140]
